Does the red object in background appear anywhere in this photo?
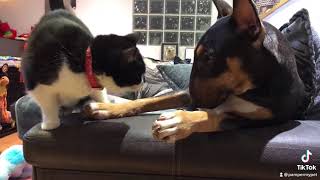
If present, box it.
[20,26,34,52]
[0,20,17,39]
[0,22,10,33]
[23,42,28,50]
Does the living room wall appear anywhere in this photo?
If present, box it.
[265,0,319,32]
[74,0,227,60]
[1,0,317,60]
[0,0,225,60]
[0,0,45,34]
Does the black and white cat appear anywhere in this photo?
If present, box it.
[21,10,145,130]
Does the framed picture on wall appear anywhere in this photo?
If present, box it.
[161,43,178,61]
[254,0,289,19]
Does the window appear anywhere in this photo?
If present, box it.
[133,0,212,46]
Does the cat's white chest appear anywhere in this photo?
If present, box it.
[55,64,91,106]
[30,64,92,107]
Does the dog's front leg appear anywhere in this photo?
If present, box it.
[84,91,191,119]
[153,95,273,143]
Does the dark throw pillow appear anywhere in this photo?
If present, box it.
[157,64,192,91]
[279,9,316,111]
[305,28,320,119]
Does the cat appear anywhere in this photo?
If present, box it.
[21,9,146,130]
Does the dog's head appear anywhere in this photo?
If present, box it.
[190,0,279,108]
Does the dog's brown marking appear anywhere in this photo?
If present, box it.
[84,92,191,119]
[226,57,254,95]
[196,44,205,56]
[188,96,273,132]
[188,109,224,133]
[190,57,254,108]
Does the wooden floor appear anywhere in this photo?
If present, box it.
[0,133,22,153]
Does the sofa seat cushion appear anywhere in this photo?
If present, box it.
[23,113,320,179]
[176,120,320,179]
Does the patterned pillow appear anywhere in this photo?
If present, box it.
[305,28,320,119]
[279,9,316,111]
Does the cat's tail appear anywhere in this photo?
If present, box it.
[48,0,76,14]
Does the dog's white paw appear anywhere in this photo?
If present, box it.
[92,110,112,120]
[41,121,60,130]
[88,103,111,119]
[84,102,115,119]
[88,102,99,111]
[152,111,194,143]
[83,102,100,117]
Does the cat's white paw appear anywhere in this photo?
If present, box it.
[41,121,60,130]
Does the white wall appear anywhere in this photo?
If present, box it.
[264,0,320,33]
[75,0,133,36]
[0,0,45,34]
[2,0,317,60]
[74,0,233,60]
[0,0,229,60]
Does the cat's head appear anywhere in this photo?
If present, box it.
[91,33,145,95]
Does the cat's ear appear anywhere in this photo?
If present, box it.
[125,32,140,44]
[232,0,263,42]
[212,0,233,19]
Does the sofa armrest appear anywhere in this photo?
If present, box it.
[23,114,176,175]
[15,95,42,139]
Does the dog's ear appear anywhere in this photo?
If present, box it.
[232,0,263,42]
[212,0,233,19]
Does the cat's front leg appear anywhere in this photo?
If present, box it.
[35,95,61,130]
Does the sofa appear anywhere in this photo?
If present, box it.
[15,9,320,180]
